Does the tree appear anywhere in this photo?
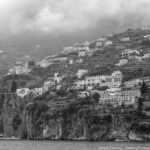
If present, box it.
[138,98,143,114]
[56,89,67,97]
[10,81,17,93]
[141,81,148,94]
[92,93,100,104]
[28,60,35,68]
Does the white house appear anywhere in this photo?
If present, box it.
[96,42,103,48]
[78,51,86,57]
[8,64,31,75]
[97,37,107,42]
[14,66,22,74]
[121,37,130,42]
[76,69,88,79]
[16,88,30,98]
[116,59,128,66]
[32,87,45,96]
[104,41,113,46]
[142,53,150,59]
[108,34,113,38]
[76,59,83,64]
[75,71,123,88]
[122,49,140,58]
[99,89,141,106]
[78,91,90,98]
[135,56,143,62]
[141,26,150,31]
[82,41,91,47]
[69,59,74,64]
[144,35,150,39]
[62,47,74,54]
[87,50,94,57]
[124,79,142,88]
[44,80,55,91]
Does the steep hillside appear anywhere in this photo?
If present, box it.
[0,27,150,141]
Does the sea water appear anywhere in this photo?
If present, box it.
[0,140,149,150]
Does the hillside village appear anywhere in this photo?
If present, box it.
[9,26,150,107]
[1,26,150,141]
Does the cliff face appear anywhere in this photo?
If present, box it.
[2,94,23,137]
[1,94,150,141]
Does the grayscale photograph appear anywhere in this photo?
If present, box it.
[0,0,150,150]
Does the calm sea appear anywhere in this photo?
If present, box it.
[0,141,149,150]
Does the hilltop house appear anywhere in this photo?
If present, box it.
[76,69,88,79]
[142,53,150,60]
[96,37,107,42]
[141,26,150,31]
[96,41,103,48]
[104,41,113,46]
[121,37,130,42]
[78,50,94,57]
[62,47,74,54]
[82,41,91,47]
[8,63,31,75]
[116,59,128,66]
[144,35,150,39]
[76,58,83,64]
[79,46,90,51]
[78,51,86,57]
[16,88,30,98]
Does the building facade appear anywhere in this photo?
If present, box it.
[76,69,88,79]
[75,71,123,89]
[99,89,141,106]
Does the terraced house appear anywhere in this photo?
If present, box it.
[99,89,141,106]
[75,71,123,89]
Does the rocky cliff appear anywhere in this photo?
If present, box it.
[1,93,149,141]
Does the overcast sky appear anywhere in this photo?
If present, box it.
[0,0,150,56]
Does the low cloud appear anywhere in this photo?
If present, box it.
[0,0,150,35]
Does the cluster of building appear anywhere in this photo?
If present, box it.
[61,41,91,55]
[16,73,63,98]
[73,69,150,107]
[74,71,123,90]
[98,88,140,106]
[95,37,113,49]
[13,26,150,109]
[61,36,114,57]
[141,25,150,31]
[116,49,150,66]
[8,63,31,75]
